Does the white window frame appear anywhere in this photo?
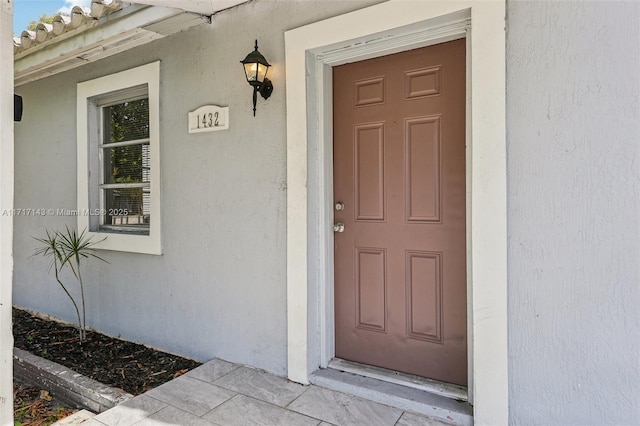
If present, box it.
[77,61,162,255]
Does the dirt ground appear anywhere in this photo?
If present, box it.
[13,379,76,426]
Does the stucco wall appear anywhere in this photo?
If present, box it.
[13,0,381,375]
[14,0,640,421]
[507,1,640,424]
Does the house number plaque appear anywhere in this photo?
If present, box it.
[188,105,229,133]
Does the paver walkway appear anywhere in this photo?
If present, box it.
[82,358,454,426]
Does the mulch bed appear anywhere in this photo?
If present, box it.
[13,307,202,396]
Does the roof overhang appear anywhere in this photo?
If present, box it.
[14,1,250,87]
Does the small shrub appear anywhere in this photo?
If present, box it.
[32,227,107,342]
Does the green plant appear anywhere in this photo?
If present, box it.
[33,227,106,342]
[14,402,27,422]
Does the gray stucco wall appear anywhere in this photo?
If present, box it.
[14,0,640,422]
[13,0,381,375]
[507,1,640,424]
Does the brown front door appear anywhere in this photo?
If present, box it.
[333,39,467,386]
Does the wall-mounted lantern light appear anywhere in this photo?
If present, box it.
[241,40,273,116]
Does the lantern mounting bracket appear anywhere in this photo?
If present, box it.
[259,78,273,100]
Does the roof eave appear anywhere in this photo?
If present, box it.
[14,5,209,87]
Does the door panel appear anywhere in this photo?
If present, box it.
[333,39,467,386]
[354,123,385,221]
[405,116,441,223]
[355,247,387,332]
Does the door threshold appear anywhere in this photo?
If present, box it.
[328,358,468,402]
[310,362,472,426]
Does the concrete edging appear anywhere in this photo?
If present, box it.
[13,347,133,413]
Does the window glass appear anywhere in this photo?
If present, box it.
[103,98,149,143]
[100,97,150,234]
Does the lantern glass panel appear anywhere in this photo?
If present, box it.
[244,62,269,84]
[257,63,269,83]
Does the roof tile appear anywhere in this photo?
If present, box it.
[14,0,124,54]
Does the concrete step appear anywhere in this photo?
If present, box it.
[309,368,473,426]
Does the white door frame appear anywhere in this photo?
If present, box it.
[284,1,507,424]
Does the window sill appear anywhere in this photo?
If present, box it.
[85,229,162,255]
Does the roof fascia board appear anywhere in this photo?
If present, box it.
[128,0,248,15]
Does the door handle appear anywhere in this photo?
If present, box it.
[334,222,345,233]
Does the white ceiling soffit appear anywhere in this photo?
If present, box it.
[129,0,249,15]
[14,3,236,86]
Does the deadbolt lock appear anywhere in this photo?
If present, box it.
[335,202,345,211]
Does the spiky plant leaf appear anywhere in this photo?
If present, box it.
[32,227,107,342]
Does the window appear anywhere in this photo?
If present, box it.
[100,95,150,233]
[77,62,161,254]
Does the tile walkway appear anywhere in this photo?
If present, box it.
[83,358,455,426]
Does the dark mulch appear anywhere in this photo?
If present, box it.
[13,307,202,396]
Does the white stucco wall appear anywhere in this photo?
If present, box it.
[507,1,640,424]
[13,0,381,375]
